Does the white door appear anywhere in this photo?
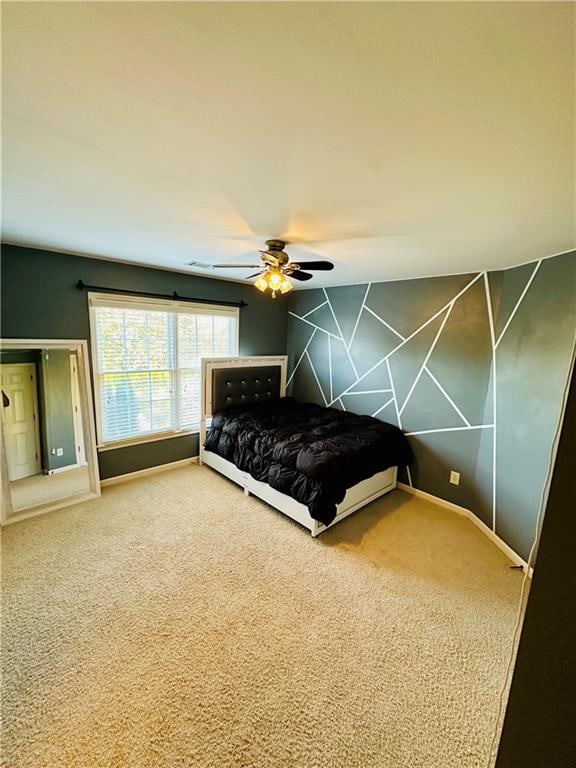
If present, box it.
[1,364,42,481]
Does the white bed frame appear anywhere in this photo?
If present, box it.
[199,356,398,536]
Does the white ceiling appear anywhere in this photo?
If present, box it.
[2,2,574,288]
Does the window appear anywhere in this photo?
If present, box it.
[89,293,238,447]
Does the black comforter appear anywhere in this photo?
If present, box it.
[205,397,413,525]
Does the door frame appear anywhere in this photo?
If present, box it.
[0,362,42,481]
[68,353,87,468]
[0,339,101,525]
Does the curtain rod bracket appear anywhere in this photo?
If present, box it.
[76,280,248,309]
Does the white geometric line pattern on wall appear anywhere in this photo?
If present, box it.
[327,334,333,402]
[494,260,541,349]
[289,272,487,414]
[423,368,471,427]
[406,425,494,436]
[355,302,469,421]
[287,252,576,560]
[483,271,498,531]
[287,327,317,387]
[320,273,480,405]
[483,259,542,532]
[328,337,397,402]
[372,397,395,418]
[406,467,414,486]
[347,284,371,352]
[364,305,405,340]
[398,304,453,415]
[326,272,485,404]
[323,288,359,379]
[306,350,328,406]
[287,312,341,340]
[301,300,328,319]
[386,358,403,430]
[344,390,393,396]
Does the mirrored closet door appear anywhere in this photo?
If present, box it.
[0,339,100,524]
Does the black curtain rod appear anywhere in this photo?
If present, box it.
[76,280,248,309]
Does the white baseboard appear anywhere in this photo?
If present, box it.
[100,456,199,487]
[397,482,532,576]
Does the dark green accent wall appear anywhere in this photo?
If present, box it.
[492,255,576,556]
[37,350,76,471]
[97,434,199,478]
[0,350,38,364]
[287,251,576,560]
[0,244,288,478]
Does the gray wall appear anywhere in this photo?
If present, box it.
[495,360,576,768]
[287,251,576,560]
[2,243,573,557]
[37,350,76,471]
[0,350,38,364]
[0,244,288,478]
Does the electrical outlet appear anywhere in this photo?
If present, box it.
[450,471,460,486]
[56,448,64,457]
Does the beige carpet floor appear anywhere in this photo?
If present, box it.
[10,466,91,512]
[1,465,524,768]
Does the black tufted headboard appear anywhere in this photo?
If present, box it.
[212,365,282,413]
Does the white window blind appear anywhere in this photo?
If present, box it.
[89,293,238,446]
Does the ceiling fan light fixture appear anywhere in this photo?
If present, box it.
[254,268,291,299]
[254,274,269,293]
[267,270,283,292]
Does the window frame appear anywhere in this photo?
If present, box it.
[88,292,239,450]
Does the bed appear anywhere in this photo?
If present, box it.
[199,356,413,536]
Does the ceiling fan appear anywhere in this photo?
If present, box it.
[187,240,334,298]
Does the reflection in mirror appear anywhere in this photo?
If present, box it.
[0,341,100,522]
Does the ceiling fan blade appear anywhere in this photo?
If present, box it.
[291,260,334,271]
[186,260,216,269]
[210,263,262,269]
[186,260,262,269]
[246,270,266,279]
[289,270,314,282]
